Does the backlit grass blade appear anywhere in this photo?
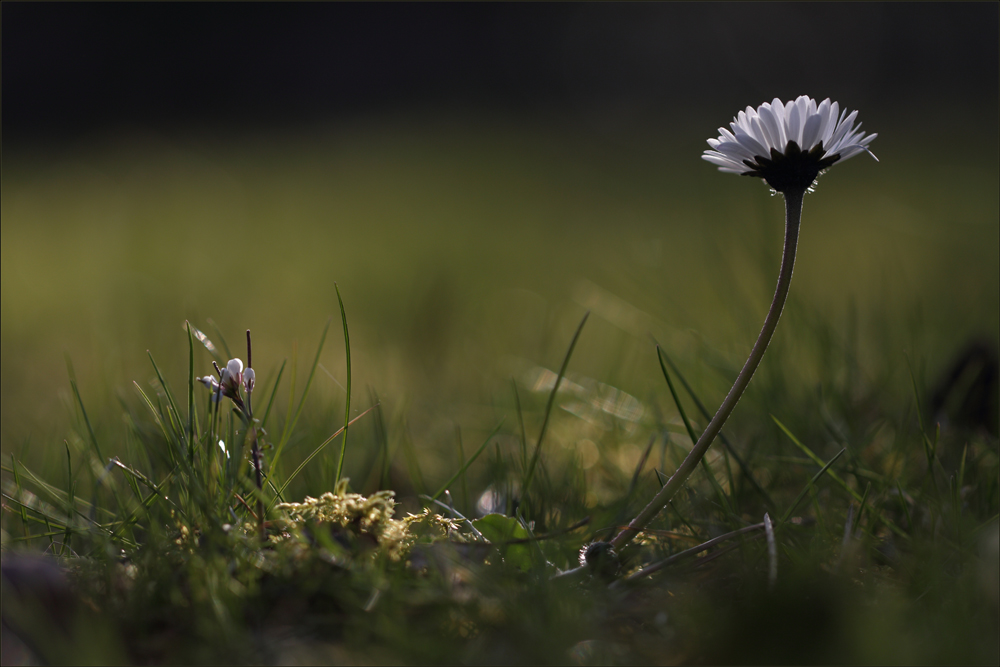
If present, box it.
[111,467,179,542]
[206,318,233,359]
[68,365,128,520]
[258,359,286,432]
[64,442,75,553]
[277,343,298,461]
[455,426,470,510]
[188,322,223,365]
[148,351,186,448]
[657,345,734,519]
[772,416,860,500]
[399,423,429,496]
[186,322,197,462]
[625,433,657,503]
[780,447,846,523]
[0,494,68,535]
[657,346,777,511]
[657,346,699,445]
[10,456,30,536]
[511,378,528,471]
[134,382,177,466]
[773,417,905,539]
[1,460,108,525]
[769,414,906,540]
[334,284,352,484]
[270,405,378,505]
[523,311,589,495]
[272,319,331,476]
[376,392,391,490]
[904,354,936,469]
[69,371,104,462]
[432,419,505,501]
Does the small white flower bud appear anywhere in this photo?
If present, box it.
[243,367,255,394]
[198,375,220,391]
[226,357,244,379]
[222,358,244,393]
[197,376,222,403]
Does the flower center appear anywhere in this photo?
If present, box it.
[741,141,841,193]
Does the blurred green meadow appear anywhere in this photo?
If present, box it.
[2,111,997,473]
[2,109,999,663]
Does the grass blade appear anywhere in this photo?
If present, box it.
[400,424,428,496]
[626,433,657,502]
[64,442,75,552]
[68,369,104,462]
[852,482,872,535]
[272,319,331,476]
[188,322,223,364]
[111,467,179,542]
[206,318,233,359]
[133,382,177,466]
[511,378,528,471]
[772,416,860,500]
[657,346,699,445]
[432,419,505,501]
[455,426,470,510]
[780,447,846,523]
[1,461,107,525]
[270,405,378,505]
[148,350,186,449]
[904,353,935,465]
[657,346,777,511]
[522,311,589,495]
[186,322,196,463]
[278,343,299,456]
[334,284,352,484]
[10,456,30,536]
[258,359,287,432]
[772,418,902,539]
[657,346,734,519]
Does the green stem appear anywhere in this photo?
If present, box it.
[611,188,804,551]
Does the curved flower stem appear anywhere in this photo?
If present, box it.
[610,188,804,552]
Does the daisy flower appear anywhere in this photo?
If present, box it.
[702,95,877,192]
[610,97,878,558]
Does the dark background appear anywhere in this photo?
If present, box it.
[4,2,997,147]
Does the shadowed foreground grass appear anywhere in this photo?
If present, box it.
[2,116,998,663]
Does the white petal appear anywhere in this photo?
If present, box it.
[801,114,823,151]
[702,153,748,171]
[732,128,769,159]
[820,101,840,147]
[813,99,832,147]
[751,116,778,153]
[758,104,785,151]
[786,102,802,147]
[713,140,756,162]
[828,110,859,150]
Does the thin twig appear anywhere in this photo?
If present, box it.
[764,512,777,590]
[622,521,766,583]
